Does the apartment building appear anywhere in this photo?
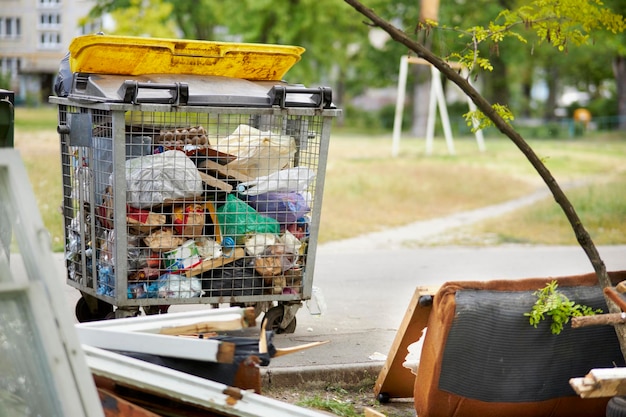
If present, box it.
[0,0,99,104]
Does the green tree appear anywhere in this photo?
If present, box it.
[84,0,625,128]
[220,0,368,104]
[603,0,626,128]
[108,0,178,37]
[85,0,369,109]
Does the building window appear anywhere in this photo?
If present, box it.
[0,58,21,78]
[39,13,61,28]
[39,31,61,49]
[38,0,61,7]
[0,17,22,38]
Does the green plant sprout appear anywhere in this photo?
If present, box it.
[525,280,602,335]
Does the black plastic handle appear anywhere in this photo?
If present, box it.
[269,86,334,109]
[117,81,189,105]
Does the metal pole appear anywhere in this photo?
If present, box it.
[391,55,409,158]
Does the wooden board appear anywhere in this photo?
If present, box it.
[374,286,437,400]
[198,159,252,182]
[184,247,245,278]
[198,171,233,192]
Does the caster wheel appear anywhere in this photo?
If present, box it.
[144,305,169,315]
[607,396,626,417]
[377,392,391,403]
[262,306,297,334]
[418,295,433,307]
[253,301,272,319]
[75,297,113,323]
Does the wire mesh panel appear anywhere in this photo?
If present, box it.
[56,101,334,316]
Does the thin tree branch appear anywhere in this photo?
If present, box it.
[343,0,625,356]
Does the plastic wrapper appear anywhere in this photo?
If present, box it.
[216,194,280,244]
[121,150,204,208]
[245,191,310,225]
[127,206,166,233]
[127,234,148,270]
[172,203,205,237]
[243,233,278,256]
[253,242,298,277]
[236,167,315,196]
[128,274,203,299]
[157,274,203,298]
[213,124,296,178]
[195,237,223,260]
[163,240,202,272]
[144,229,185,253]
[97,265,115,297]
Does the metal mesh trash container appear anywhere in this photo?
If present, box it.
[50,37,340,332]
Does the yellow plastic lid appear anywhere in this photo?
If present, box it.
[68,34,305,80]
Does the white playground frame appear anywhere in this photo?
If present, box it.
[391,55,485,157]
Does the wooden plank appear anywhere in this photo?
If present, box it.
[570,367,626,398]
[76,306,250,333]
[198,159,252,182]
[158,313,252,336]
[374,286,437,400]
[185,247,245,277]
[77,327,236,363]
[364,407,386,417]
[198,171,233,192]
[98,388,162,417]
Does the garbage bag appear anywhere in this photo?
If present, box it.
[54,52,72,97]
[236,167,315,196]
[216,194,280,244]
[245,191,310,225]
[121,150,204,208]
[201,258,264,296]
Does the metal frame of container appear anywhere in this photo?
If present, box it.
[50,78,339,332]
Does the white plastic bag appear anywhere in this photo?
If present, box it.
[236,166,315,196]
[213,124,296,179]
[121,150,204,208]
[157,274,203,298]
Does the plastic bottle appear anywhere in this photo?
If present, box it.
[222,236,235,249]
[221,236,236,258]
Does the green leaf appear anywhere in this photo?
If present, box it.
[524,280,602,335]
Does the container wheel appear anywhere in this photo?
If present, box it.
[262,305,297,334]
[143,305,170,315]
[75,296,113,323]
[377,392,391,403]
[607,396,626,417]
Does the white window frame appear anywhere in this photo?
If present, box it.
[0,17,21,38]
[39,30,61,49]
[0,148,104,417]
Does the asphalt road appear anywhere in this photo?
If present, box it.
[277,243,626,369]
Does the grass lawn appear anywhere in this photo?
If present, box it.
[11,106,626,251]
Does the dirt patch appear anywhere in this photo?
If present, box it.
[264,381,416,417]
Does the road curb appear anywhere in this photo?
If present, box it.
[261,362,384,389]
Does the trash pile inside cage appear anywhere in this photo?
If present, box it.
[50,35,340,329]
